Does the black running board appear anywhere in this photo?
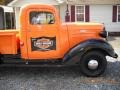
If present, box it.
[0,63,78,67]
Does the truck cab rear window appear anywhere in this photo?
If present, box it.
[30,12,55,25]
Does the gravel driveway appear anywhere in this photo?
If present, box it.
[0,37,120,90]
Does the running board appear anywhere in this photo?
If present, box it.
[0,63,78,67]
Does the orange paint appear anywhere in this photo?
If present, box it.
[19,4,103,60]
[0,4,103,60]
[0,30,19,54]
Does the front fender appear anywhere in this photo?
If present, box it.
[63,39,118,64]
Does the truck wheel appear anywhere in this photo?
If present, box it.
[80,51,107,77]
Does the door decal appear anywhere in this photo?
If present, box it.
[31,37,56,51]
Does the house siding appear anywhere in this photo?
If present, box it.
[10,0,59,7]
[90,5,112,23]
[60,4,66,22]
[90,5,120,32]
[14,7,20,29]
[66,0,120,5]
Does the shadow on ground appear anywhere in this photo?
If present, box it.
[107,36,117,41]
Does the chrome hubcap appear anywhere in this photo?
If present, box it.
[88,60,98,70]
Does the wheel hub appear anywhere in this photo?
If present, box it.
[88,60,98,70]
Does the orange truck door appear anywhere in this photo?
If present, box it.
[26,10,60,60]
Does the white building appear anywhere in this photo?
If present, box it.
[8,0,120,33]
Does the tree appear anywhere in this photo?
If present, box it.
[5,0,13,5]
[0,0,13,5]
[0,0,5,5]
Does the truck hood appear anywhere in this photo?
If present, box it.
[62,22,104,48]
[64,22,104,35]
[65,22,103,30]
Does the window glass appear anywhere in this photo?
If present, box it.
[5,12,15,29]
[76,6,84,22]
[11,13,15,29]
[76,6,84,13]
[76,14,84,21]
[0,8,4,30]
[30,12,55,25]
[5,12,11,29]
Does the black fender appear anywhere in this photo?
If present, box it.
[63,39,118,64]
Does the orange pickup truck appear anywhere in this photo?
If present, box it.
[0,4,118,77]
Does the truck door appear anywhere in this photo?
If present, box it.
[26,10,60,59]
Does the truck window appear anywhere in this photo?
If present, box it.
[30,12,55,25]
[0,8,4,30]
[5,12,15,29]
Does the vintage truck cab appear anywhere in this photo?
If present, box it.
[0,4,118,77]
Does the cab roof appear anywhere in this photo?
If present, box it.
[21,4,57,12]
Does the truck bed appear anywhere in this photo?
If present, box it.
[0,30,19,54]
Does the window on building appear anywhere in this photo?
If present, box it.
[118,6,120,22]
[75,6,85,22]
[70,5,89,22]
[30,12,55,25]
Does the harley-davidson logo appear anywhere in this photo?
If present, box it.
[31,37,56,51]
[34,38,53,49]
